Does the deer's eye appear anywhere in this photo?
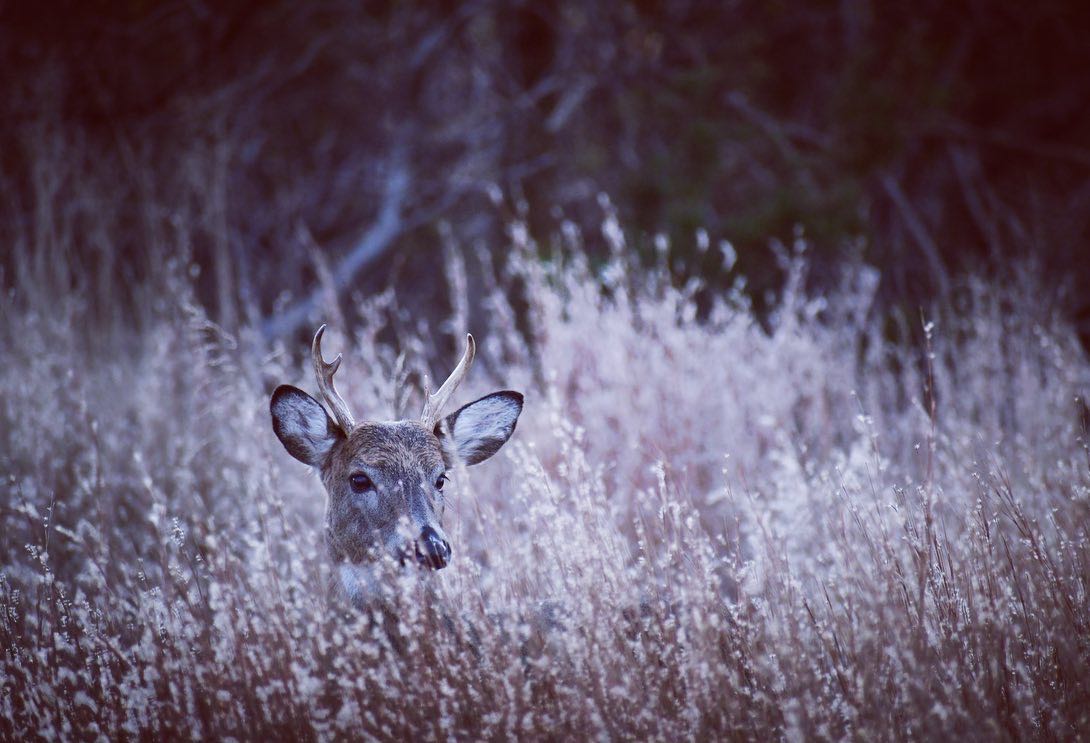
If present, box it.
[349,473,373,493]
[435,474,447,491]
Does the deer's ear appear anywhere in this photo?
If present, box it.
[271,385,344,466]
[438,391,523,466]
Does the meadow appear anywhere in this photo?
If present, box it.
[2,223,1089,740]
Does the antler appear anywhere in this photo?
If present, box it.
[421,333,475,428]
[312,325,356,433]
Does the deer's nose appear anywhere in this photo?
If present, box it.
[416,526,451,570]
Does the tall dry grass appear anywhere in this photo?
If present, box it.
[2,217,1089,739]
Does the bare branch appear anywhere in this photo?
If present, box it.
[261,149,411,341]
[880,173,950,297]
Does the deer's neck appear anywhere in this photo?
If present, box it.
[336,562,373,607]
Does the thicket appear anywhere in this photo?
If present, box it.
[3,1,1089,342]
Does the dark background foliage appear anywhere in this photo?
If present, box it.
[3,0,1089,345]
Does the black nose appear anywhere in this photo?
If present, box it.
[416,526,451,570]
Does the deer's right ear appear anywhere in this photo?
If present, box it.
[270,385,344,467]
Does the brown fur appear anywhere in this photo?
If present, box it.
[271,362,522,609]
[320,421,448,565]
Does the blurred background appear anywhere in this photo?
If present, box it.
[3,0,1089,351]
[4,5,1090,736]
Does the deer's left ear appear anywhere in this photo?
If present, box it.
[438,391,523,465]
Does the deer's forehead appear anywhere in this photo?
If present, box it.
[336,421,443,472]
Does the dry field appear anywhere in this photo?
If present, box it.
[2,233,1089,740]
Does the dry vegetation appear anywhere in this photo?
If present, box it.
[4,5,1090,738]
[2,215,1089,741]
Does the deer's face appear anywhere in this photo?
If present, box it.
[322,421,451,568]
[270,328,521,573]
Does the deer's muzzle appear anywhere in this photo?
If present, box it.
[415,526,451,570]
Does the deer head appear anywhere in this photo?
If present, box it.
[270,326,522,574]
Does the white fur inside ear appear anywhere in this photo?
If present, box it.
[448,392,522,465]
[270,386,340,466]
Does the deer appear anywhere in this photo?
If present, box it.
[270,325,523,609]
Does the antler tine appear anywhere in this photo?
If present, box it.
[312,324,356,433]
[421,333,476,428]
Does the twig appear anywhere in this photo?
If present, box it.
[881,174,951,296]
